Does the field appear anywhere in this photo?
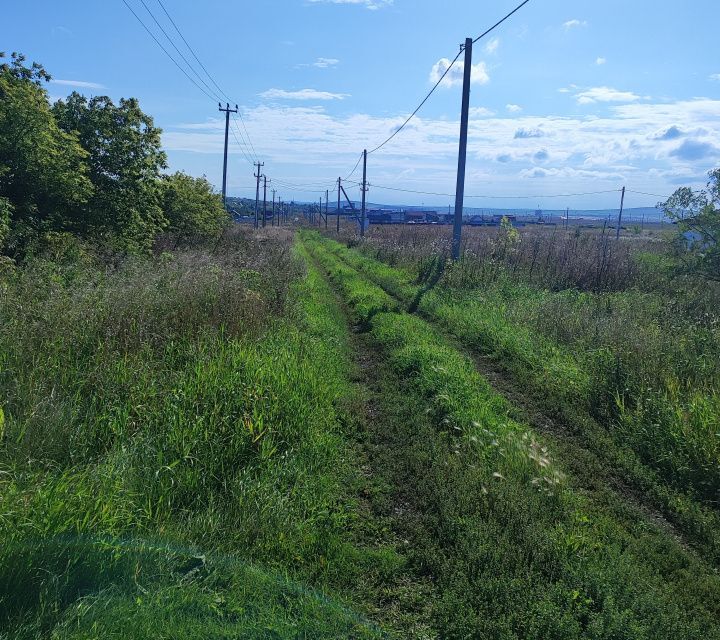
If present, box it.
[1,221,720,638]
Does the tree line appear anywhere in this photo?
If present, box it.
[0,52,228,257]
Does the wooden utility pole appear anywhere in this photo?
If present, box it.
[218,103,238,208]
[616,186,626,240]
[253,162,264,229]
[452,38,473,260]
[262,176,268,228]
[360,149,368,237]
[337,178,341,233]
[325,189,329,229]
[271,189,276,227]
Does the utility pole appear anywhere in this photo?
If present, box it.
[262,176,268,228]
[325,189,329,229]
[319,197,323,227]
[218,103,238,208]
[271,189,276,227]
[253,162,264,229]
[616,186,626,240]
[337,178,341,233]
[360,149,368,237]
[566,206,569,229]
[452,38,473,260]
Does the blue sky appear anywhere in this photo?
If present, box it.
[3,0,720,209]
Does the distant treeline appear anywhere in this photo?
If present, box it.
[0,52,228,258]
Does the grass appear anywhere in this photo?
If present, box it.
[0,231,391,638]
[301,230,720,639]
[315,229,720,560]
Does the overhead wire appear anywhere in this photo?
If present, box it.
[120,0,217,102]
[122,0,260,164]
[152,0,260,160]
[366,0,533,156]
[137,0,223,102]
[472,0,533,44]
[367,184,622,199]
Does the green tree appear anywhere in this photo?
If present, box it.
[0,53,92,254]
[661,168,720,281]
[53,93,168,253]
[0,197,10,250]
[161,172,228,240]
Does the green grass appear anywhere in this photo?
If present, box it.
[0,235,390,638]
[304,231,720,638]
[316,231,720,561]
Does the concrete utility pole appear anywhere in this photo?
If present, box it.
[616,186,626,240]
[253,162,264,229]
[360,149,368,237]
[218,103,238,207]
[337,177,341,233]
[319,197,323,227]
[452,38,473,260]
[262,176,268,228]
[325,189,329,229]
[271,189,276,227]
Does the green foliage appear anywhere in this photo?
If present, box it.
[0,234,391,638]
[306,235,720,639]
[662,168,720,281]
[0,196,10,249]
[161,171,228,239]
[52,93,168,252]
[0,54,93,254]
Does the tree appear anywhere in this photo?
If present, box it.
[661,168,720,281]
[0,53,93,254]
[53,93,168,253]
[161,172,228,240]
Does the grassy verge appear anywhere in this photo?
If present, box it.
[0,234,389,638]
[303,230,720,639]
[314,231,720,562]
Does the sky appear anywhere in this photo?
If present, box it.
[3,0,720,210]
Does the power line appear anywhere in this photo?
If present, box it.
[153,0,259,160]
[344,151,365,181]
[123,0,260,162]
[155,0,231,103]
[367,48,463,155]
[366,0,533,156]
[625,189,671,200]
[472,0,533,44]
[367,183,622,200]
[120,0,217,102]
[137,0,222,102]
[230,117,256,166]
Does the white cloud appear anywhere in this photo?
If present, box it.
[50,79,105,89]
[596,57,606,65]
[313,57,339,68]
[575,86,641,104]
[307,0,392,9]
[430,58,489,87]
[484,37,500,55]
[563,19,587,30]
[163,97,720,206]
[298,57,340,68]
[470,107,496,117]
[260,88,349,100]
[506,104,523,113]
[710,73,720,81]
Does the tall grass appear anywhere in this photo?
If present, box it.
[303,231,720,638]
[0,230,388,638]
